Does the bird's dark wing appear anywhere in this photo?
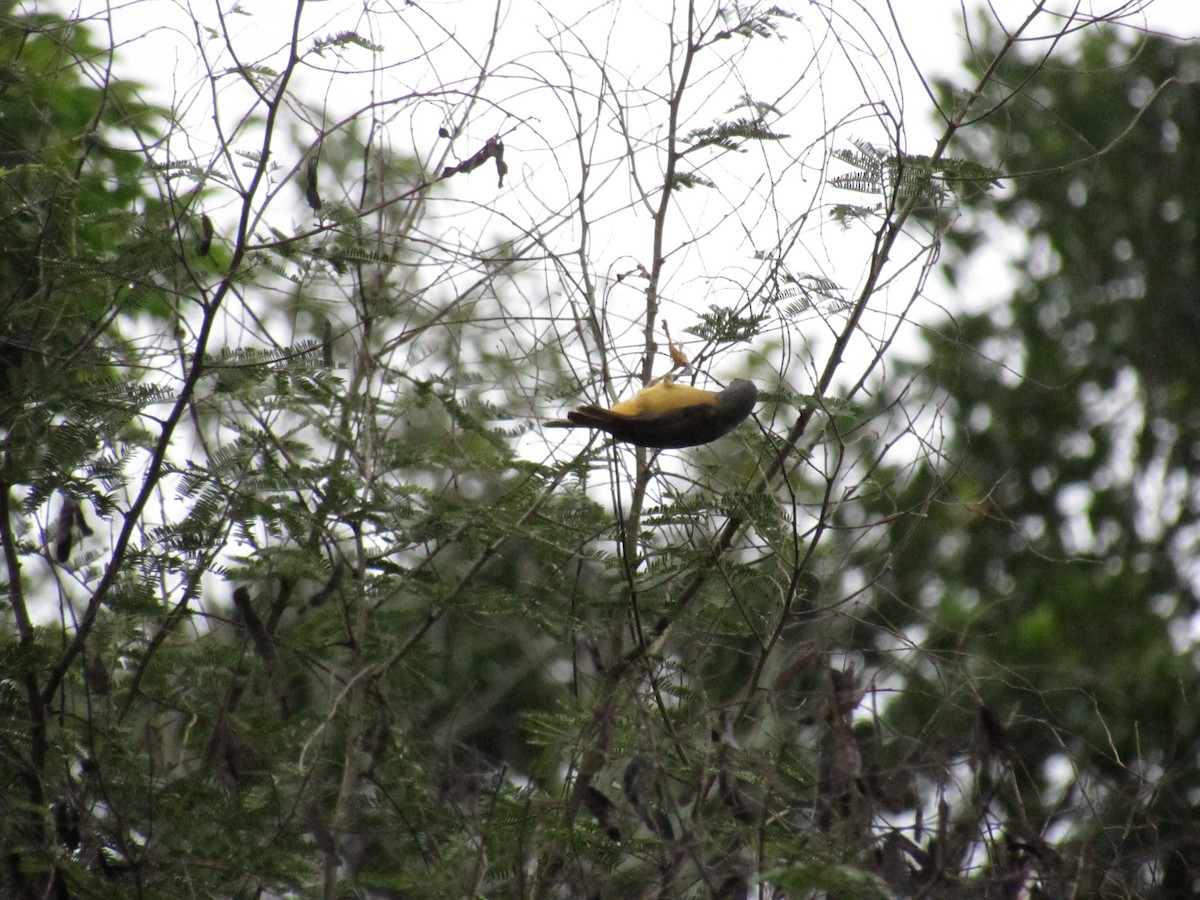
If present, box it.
[550,380,757,449]
[566,403,743,450]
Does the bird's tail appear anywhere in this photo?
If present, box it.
[544,406,616,431]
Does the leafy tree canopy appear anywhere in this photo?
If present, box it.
[843,26,1200,898]
[1,2,1197,898]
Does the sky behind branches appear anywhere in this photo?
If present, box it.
[92,0,1199,326]
[81,0,1200,435]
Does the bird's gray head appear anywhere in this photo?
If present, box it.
[717,379,758,420]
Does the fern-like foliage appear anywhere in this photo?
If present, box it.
[829,202,878,230]
[831,138,1000,209]
[771,273,848,317]
[714,4,799,41]
[687,304,767,344]
[670,170,717,191]
[727,94,781,119]
[685,117,789,154]
[310,30,384,56]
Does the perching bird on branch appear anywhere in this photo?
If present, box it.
[547,376,757,449]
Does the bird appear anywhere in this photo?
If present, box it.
[547,377,757,449]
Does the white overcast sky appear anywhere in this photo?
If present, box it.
[87,0,1200,396]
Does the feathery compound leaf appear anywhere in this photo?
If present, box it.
[310,30,383,56]
[727,94,781,118]
[715,4,798,41]
[205,340,324,371]
[670,170,716,191]
[322,245,393,273]
[687,305,767,344]
[685,117,788,153]
[772,273,848,317]
[829,202,878,229]
[832,139,1000,206]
